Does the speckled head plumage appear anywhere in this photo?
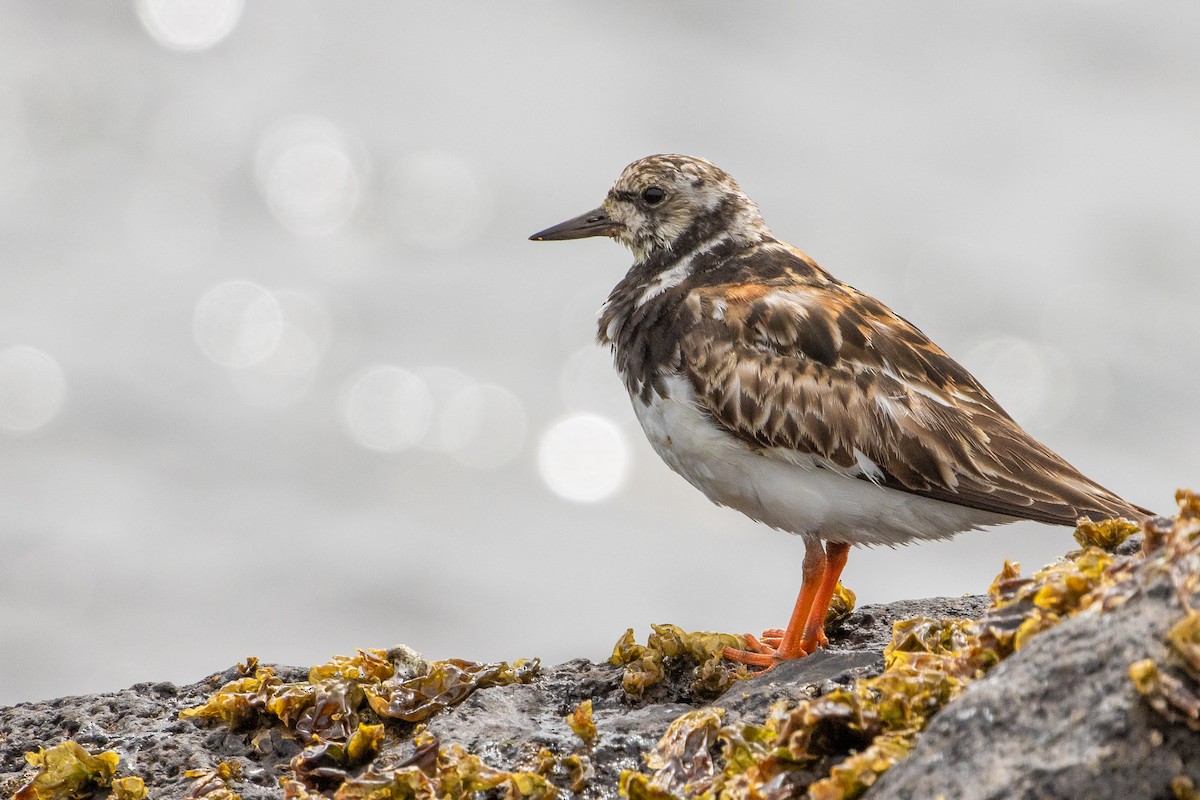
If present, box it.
[531,154,770,263]
[531,153,1150,667]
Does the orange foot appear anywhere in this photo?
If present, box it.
[722,540,850,669]
[756,627,829,649]
[722,627,831,668]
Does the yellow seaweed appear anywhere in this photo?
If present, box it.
[1173,775,1200,800]
[330,732,558,800]
[365,658,539,723]
[110,777,148,800]
[14,741,120,800]
[566,699,597,746]
[617,504,1163,800]
[183,760,244,799]
[1073,517,1138,551]
[1178,489,1200,521]
[1167,610,1200,674]
[826,581,857,626]
[290,723,386,787]
[618,614,983,800]
[807,733,910,800]
[179,665,282,730]
[610,625,746,701]
[182,649,541,797]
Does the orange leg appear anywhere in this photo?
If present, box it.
[724,541,851,668]
[795,541,850,655]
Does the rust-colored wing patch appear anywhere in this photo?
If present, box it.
[681,276,1146,525]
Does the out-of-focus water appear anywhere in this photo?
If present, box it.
[1,2,1197,706]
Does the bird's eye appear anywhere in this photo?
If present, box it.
[641,186,666,205]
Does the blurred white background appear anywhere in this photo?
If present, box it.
[1,2,1197,706]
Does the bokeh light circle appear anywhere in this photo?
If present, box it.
[964,335,1068,427]
[0,347,67,434]
[135,0,244,52]
[438,383,527,470]
[537,413,631,503]
[256,117,362,236]
[340,366,432,452]
[391,150,491,249]
[193,280,283,368]
[0,86,34,209]
[125,175,219,269]
[274,290,335,360]
[559,344,630,418]
[414,366,475,451]
[229,324,321,408]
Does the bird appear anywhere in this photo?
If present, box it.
[529,154,1149,667]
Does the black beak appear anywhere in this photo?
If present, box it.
[529,207,622,241]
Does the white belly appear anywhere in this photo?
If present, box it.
[631,374,1012,546]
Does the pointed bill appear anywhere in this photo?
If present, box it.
[529,207,622,241]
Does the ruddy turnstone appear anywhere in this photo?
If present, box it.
[530,154,1149,667]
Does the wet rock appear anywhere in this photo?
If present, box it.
[0,596,920,798]
[4,585,1195,799]
[866,569,1200,800]
[0,665,297,800]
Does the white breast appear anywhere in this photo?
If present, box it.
[631,373,1012,546]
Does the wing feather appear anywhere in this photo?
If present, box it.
[681,275,1147,526]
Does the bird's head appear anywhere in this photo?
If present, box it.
[530,154,770,263]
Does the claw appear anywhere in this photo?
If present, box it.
[722,645,777,668]
[722,631,813,670]
[759,628,785,647]
[740,633,775,655]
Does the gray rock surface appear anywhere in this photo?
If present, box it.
[2,598,966,799]
[0,665,310,799]
[866,576,1200,800]
[3,582,1197,800]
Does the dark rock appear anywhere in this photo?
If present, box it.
[0,596,916,798]
[3,585,1196,800]
[829,595,990,651]
[865,574,1200,800]
[0,670,297,800]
